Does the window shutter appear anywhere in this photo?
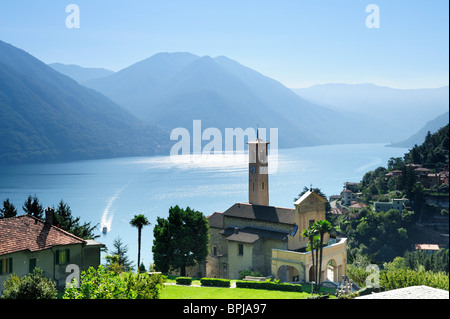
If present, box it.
[9,258,12,273]
[66,249,70,263]
[0,259,3,275]
[55,250,60,264]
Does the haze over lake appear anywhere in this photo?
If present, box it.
[0,143,408,268]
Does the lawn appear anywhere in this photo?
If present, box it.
[160,284,319,299]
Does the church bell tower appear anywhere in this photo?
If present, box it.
[247,130,269,206]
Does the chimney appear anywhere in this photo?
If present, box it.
[45,207,54,226]
[234,227,239,234]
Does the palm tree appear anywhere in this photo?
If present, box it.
[130,214,150,272]
[301,226,319,290]
[313,220,333,288]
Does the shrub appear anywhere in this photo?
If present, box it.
[200,278,231,287]
[175,277,193,285]
[380,269,449,291]
[63,266,165,299]
[236,280,302,292]
[2,268,57,299]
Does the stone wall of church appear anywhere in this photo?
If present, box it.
[206,227,229,278]
[255,238,288,276]
[227,241,253,279]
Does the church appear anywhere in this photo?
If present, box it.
[199,134,348,283]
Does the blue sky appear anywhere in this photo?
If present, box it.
[0,0,448,89]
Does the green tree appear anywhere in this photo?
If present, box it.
[22,195,44,219]
[0,199,17,218]
[108,237,134,272]
[1,268,57,299]
[63,266,165,299]
[130,214,151,272]
[398,166,417,199]
[153,205,209,276]
[301,226,319,290]
[313,220,333,288]
[105,254,124,273]
[388,157,404,171]
[54,200,98,239]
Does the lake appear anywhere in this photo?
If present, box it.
[0,143,408,268]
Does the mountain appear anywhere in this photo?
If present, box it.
[49,63,115,84]
[293,83,449,141]
[0,40,168,164]
[84,53,390,148]
[388,111,449,148]
[84,52,200,121]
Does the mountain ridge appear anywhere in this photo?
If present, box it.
[0,40,168,165]
[388,111,449,148]
[84,52,393,148]
[49,63,115,84]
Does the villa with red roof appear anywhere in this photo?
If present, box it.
[0,209,104,294]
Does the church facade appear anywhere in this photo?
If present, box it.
[202,135,347,283]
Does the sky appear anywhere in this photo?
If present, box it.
[0,0,448,89]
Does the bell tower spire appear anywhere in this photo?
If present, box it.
[247,130,269,206]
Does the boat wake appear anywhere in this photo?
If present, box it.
[100,184,128,234]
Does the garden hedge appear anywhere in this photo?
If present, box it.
[200,278,231,287]
[176,277,193,285]
[236,280,302,292]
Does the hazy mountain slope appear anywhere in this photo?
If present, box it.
[85,53,389,148]
[83,52,200,118]
[388,111,449,148]
[212,56,387,144]
[293,83,449,141]
[49,63,115,83]
[0,40,168,164]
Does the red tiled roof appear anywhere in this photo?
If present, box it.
[0,215,85,256]
[415,244,440,251]
[349,202,367,209]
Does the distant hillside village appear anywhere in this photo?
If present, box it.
[328,125,449,263]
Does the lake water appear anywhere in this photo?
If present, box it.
[0,143,408,269]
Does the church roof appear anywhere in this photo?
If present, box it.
[206,212,224,229]
[226,231,260,244]
[294,190,327,206]
[223,203,295,225]
[223,226,289,243]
